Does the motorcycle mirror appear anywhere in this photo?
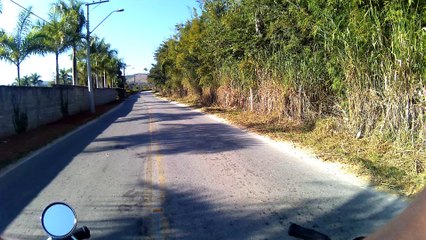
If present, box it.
[41,202,77,238]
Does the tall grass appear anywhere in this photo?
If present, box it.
[337,1,425,146]
[149,0,425,147]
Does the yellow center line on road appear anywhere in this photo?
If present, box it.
[144,105,169,239]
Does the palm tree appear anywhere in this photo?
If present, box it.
[0,8,45,85]
[37,11,70,85]
[88,36,106,88]
[59,68,72,84]
[103,55,120,88]
[13,75,31,86]
[12,78,20,86]
[90,36,104,88]
[53,0,85,86]
[98,41,118,88]
[22,75,31,86]
[76,57,87,85]
[29,72,43,86]
[76,36,122,87]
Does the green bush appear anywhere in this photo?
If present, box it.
[13,107,28,134]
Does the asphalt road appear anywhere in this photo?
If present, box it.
[0,92,408,240]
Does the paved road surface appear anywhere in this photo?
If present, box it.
[0,92,407,239]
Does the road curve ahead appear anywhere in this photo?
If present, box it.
[0,92,407,240]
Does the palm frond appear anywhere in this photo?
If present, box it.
[14,8,33,45]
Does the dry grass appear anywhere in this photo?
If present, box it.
[158,94,201,108]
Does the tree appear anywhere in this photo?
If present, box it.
[98,43,118,88]
[21,75,31,86]
[29,72,42,86]
[100,52,120,88]
[53,0,85,86]
[115,58,126,88]
[59,68,72,84]
[0,8,45,85]
[75,36,122,88]
[86,36,120,88]
[13,75,31,86]
[37,10,70,85]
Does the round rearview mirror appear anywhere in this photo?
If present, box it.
[41,202,77,238]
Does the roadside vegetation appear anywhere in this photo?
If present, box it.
[149,0,425,196]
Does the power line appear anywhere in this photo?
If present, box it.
[9,0,49,23]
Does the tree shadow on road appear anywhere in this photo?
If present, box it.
[0,95,140,234]
[88,121,259,155]
[80,180,407,240]
[113,111,201,124]
[87,92,260,155]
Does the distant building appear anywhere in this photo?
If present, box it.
[126,73,152,89]
[39,81,50,87]
[126,73,148,84]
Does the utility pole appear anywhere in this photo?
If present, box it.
[85,0,123,113]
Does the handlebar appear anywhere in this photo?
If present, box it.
[288,223,331,240]
[71,226,91,240]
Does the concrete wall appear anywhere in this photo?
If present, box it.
[0,86,117,138]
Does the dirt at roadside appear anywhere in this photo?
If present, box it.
[0,101,121,170]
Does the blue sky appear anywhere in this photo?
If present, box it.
[0,0,200,85]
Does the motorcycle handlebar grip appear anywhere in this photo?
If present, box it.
[72,226,91,239]
[288,223,331,240]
